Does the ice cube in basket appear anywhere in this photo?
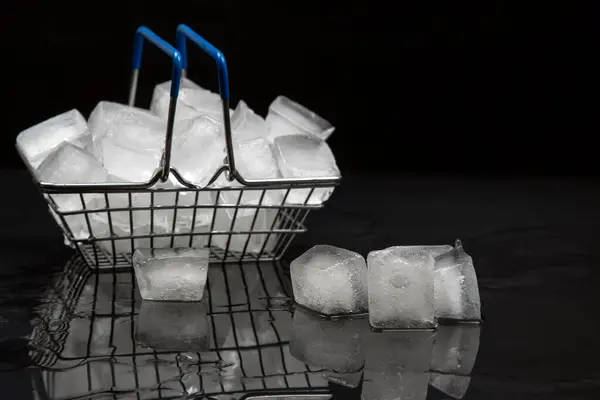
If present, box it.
[216,137,284,219]
[290,245,368,316]
[88,101,157,162]
[434,240,482,322]
[151,78,229,123]
[230,100,269,142]
[171,116,226,187]
[17,109,89,169]
[267,96,335,141]
[211,207,275,254]
[272,134,339,205]
[100,111,166,183]
[367,246,440,329]
[132,248,209,301]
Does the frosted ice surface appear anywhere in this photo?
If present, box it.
[290,307,365,372]
[266,96,335,141]
[17,109,89,169]
[291,245,368,315]
[430,373,472,399]
[88,101,157,162]
[171,116,225,187]
[272,134,339,205]
[434,240,481,321]
[133,248,209,301]
[101,110,166,182]
[231,100,269,141]
[216,137,284,218]
[367,246,437,329]
[151,78,230,122]
[136,300,210,351]
[431,325,480,375]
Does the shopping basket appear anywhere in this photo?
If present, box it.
[17,25,341,269]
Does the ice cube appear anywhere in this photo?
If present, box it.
[37,142,109,239]
[231,100,269,141]
[362,331,433,400]
[100,111,166,182]
[289,307,365,372]
[136,299,210,351]
[217,137,284,218]
[132,248,209,301]
[272,134,339,205]
[211,207,274,254]
[88,101,157,162]
[17,109,89,169]
[266,96,335,141]
[171,116,226,187]
[431,325,480,375]
[151,78,230,122]
[290,245,368,316]
[430,373,472,399]
[434,240,481,321]
[367,246,437,329]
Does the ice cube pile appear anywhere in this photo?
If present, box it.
[289,240,481,327]
[16,78,339,255]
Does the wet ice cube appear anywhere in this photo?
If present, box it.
[17,109,89,168]
[431,325,481,375]
[266,96,335,141]
[430,373,472,399]
[272,134,339,205]
[367,246,436,329]
[88,101,157,162]
[231,100,269,141]
[171,116,226,187]
[151,78,230,122]
[434,240,482,321]
[216,137,284,218]
[133,248,209,301]
[291,245,368,315]
[136,300,210,351]
[289,307,365,372]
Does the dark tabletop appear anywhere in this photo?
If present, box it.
[1,170,599,399]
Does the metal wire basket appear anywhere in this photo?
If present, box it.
[17,25,340,269]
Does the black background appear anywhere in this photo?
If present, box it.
[1,1,598,175]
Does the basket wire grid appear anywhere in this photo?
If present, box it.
[29,256,333,399]
[18,25,340,269]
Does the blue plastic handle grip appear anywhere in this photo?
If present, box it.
[175,24,230,101]
[132,26,183,97]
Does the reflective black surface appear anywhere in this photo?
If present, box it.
[2,172,600,399]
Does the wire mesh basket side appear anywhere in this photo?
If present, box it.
[44,184,334,269]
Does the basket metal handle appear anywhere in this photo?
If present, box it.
[128,26,183,183]
[175,24,237,182]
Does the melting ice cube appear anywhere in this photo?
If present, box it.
[133,248,209,301]
[266,96,335,141]
[88,101,157,162]
[136,299,210,351]
[289,307,365,373]
[290,245,368,316]
[434,240,482,321]
[272,134,339,205]
[150,78,229,122]
[367,246,438,329]
[17,109,89,168]
[211,207,276,254]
